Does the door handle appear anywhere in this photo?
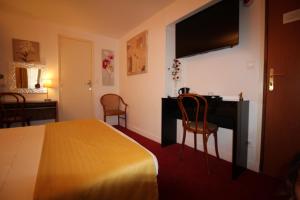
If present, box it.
[269,68,284,91]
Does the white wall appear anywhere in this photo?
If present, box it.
[0,11,120,123]
[181,1,265,170]
[120,0,265,171]
[120,0,214,142]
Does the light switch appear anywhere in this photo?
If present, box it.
[246,61,255,69]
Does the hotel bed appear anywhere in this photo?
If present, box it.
[0,120,158,200]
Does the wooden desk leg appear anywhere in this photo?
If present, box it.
[232,101,249,179]
[161,100,177,147]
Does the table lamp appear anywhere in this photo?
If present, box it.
[43,79,52,101]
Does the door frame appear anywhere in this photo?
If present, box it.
[58,35,95,121]
[259,0,269,172]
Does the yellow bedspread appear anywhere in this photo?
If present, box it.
[34,120,158,200]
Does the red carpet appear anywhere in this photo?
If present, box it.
[114,126,285,200]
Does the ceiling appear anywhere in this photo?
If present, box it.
[0,0,176,38]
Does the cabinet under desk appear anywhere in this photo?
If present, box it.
[161,96,249,179]
[2,101,57,122]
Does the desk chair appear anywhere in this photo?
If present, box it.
[100,94,128,128]
[0,92,31,128]
[177,93,220,172]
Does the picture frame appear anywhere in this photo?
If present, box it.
[102,49,114,86]
[127,31,148,75]
[12,39,40,63]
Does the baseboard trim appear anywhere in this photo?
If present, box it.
[127,124,161,144]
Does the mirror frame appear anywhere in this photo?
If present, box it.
[8,62,47,94]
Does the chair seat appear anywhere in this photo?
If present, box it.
[189,121,218,133]
[105,109,126,116]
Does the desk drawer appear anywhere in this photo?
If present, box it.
[25,107,56,121]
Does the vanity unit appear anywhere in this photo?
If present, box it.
[2,101,58,122]
[1,62,57,123]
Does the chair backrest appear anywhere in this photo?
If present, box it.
[0,92,26,123]
[177,93,208,132]
[100,94,122,111]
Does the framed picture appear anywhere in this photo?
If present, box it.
[12,39,40,63]
[102,49,114,86]
[127,30,148,75]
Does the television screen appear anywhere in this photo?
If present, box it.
[175,0,239,58]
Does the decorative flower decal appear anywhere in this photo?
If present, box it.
[102,49,114,86]
[168,59,181,81]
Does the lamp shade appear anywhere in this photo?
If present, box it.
[43,79,52,88]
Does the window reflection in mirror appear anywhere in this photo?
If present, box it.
[8,62,47,93]
[15,67,42,89]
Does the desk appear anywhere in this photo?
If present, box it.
[161,97,249,179]
[2,101,57,122]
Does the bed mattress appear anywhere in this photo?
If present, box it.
[0,120,158,200]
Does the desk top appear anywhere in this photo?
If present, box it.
[165,95,243,102]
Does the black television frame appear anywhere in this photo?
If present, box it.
[175,0,239,58]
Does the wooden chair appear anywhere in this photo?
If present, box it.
[0,92,31,128]
[100,94,128,128]
[177,93,220,172]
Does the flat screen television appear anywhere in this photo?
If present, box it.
[175,0,239,58]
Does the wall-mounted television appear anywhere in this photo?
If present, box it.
[175,0,239,58]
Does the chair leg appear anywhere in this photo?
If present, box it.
[118,115,120,126]
[182,129,186,146]
[194,133,197,151]
[180,129,187,159]
[104,115,106,122]
[202,134,210,174]
[213,131,220,159]
[124,114,127,129]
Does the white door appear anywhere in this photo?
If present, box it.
[59,36,93,121]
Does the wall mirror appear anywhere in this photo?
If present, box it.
[8,62,47,93]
